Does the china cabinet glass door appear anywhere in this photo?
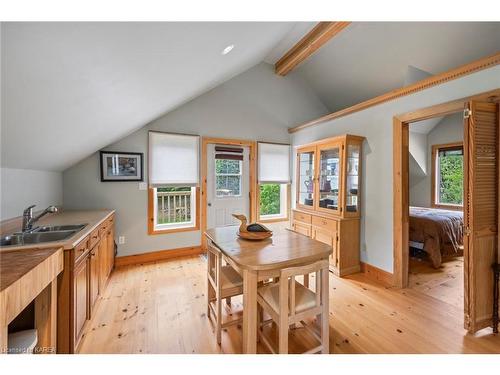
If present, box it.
[297,148,315,209]
[345,142,361,215]
[317,143,342,214]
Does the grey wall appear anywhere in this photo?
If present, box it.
[410,112,464,207]
[63,62,329,256]
[1,167,63,220]
[291,65,500,273]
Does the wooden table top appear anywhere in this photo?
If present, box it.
[0,247,62,292]
[205,225,332,271]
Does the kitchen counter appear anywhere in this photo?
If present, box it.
[0,246,64,353]
[0,209,115,251]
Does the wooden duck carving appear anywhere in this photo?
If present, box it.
[232,214,273,240]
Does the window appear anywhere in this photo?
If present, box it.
[432,143,464,208]
[215,159,242,197]
[258,142,291,221]
[153,186,197,229]
[259,183,288,219]
[148,131,200,234]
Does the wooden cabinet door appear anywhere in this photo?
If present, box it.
[312,227,337,268]
[98,232,108,291]
[296,146,317,211]
[89,242,100,312]
[106,228,115,277]
[73,256,89,347]
[463,101,499,333]
[293,221,311,237]
[316,141,343,216]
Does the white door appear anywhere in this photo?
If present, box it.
[207,144,250,228]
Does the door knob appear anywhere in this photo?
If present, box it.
[208,203,212,207]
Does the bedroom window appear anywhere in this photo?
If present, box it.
[432,143,464,209]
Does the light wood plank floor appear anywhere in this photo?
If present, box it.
[409,257,464,310]
[78,255,500,354]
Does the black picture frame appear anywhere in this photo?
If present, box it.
[99,151,144,182]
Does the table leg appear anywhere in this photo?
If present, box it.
[35,280,57,354]
[242,269,258,354]
[0,293,6,354]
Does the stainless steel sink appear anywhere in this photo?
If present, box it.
[35,224,87,232]
[1,230,76,246]
[0,223,87,247]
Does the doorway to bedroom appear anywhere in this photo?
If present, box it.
[393,89,500,333]
[407,113,464,310]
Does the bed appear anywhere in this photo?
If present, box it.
[409,206,464,268]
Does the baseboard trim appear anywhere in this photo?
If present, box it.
[360,262,394,287]
[115,246,203,267]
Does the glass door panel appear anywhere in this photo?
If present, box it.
[318,144,341,213]
[298,150,315,208]
[345,143,360,214]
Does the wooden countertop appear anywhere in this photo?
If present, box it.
[205,224,332,271]
[0,209,115,251]
[0,246,64,326]
[0,247,62,292]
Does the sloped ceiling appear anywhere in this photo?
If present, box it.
[281,22,500,113]
[1,22,296,171]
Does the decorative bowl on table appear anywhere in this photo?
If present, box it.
[232,214,273,240]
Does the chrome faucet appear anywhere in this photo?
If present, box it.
[22,205,59,232]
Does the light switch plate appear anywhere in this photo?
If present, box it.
[139,182,147,190]
[118,236,125,244]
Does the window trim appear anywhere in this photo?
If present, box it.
[148,187,200,235]
[215,159,243,198]
[431,142,464,210]
[257,183,291,223]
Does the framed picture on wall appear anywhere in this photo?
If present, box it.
[100,151,144,182]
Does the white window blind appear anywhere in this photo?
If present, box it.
[149,131,200,187]
[258,142,291,183]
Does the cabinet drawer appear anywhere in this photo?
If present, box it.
[88,227,100,249]
[293,210,311,224]
[293,221,311,237]
[312,215,337,232]
[74,236,89,264]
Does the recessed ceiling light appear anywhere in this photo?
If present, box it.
[221,44,234,55]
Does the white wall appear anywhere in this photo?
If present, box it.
[63,62,329,256]
[409,131,428,174]
[410,112,464,207]
[291,65,500,273]
[1,167,63,220]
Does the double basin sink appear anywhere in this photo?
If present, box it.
[0,224,87,247]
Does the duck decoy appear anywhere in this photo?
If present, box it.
[232,214,273,240]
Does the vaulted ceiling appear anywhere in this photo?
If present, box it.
[2,22,499,172]
[1,22,295,171]
[279,22,500,113]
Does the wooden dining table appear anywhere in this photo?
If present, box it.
[204,224,332,354]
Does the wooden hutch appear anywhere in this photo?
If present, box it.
[292,134,364,276]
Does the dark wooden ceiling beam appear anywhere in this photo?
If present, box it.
[275,21,351,76]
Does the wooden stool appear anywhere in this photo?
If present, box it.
[206,242,243,345]
[257,259,329,354]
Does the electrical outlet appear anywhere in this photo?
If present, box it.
[139,182,147,190]
[118,236,125,245]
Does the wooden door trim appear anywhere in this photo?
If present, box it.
[201,137,257,249]
[393,88,500,288]
[289,52,500,134]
